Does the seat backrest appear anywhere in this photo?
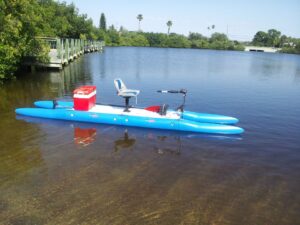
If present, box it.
[159,104,169,116]
[114,78,127,93]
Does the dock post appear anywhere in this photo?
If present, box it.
[67,39,71,61]
[31,65,36,73]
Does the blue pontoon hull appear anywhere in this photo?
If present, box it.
[34,101,239,125]
[15,106,244,135]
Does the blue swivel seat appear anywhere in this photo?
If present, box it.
[114,78,140,112]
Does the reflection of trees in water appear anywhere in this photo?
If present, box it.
[249,54,284,79]
[99,53,106,79]
[35,56,98,98]
[293,66,300,83]
[3,56,94,105]
[163,48,170,78]
[135,47,141,79]
[59,58,93,95]
[0,73,58,110]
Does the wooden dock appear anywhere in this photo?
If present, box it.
[23,37,105,69]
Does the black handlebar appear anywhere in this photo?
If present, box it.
[157,89,187,94]
[157,89,187,113]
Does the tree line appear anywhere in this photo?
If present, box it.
[252,29,300,54]
[100,14,299,54]
[98,13,244,51]
[1,1,300,81]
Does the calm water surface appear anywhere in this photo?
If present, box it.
[1,47,300,225]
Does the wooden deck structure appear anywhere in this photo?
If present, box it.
[23,37,105,69]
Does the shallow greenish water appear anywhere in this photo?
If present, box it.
[0,47,300,225]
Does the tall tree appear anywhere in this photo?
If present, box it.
[280,35,287,47]
[137,14,143,31]
[252,29,282,47]
[252,31,270,46]
[207,25,215,31]
[107,25,120,45]
[267,29,281,47]
[0,0,49,80]
[167,20,173,35]
[210,33,228,42]
[99,13,106,31]
[188,32,207,41]
[207,25,215,36]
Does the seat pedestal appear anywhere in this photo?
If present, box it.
[124,97,131,112]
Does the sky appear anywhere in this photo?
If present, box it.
[64,0,300,41]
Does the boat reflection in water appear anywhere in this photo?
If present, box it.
[114,129,136,152]
[16,116,242,154]
[74,127,97,147]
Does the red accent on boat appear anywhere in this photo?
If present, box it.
[145,105,160,112]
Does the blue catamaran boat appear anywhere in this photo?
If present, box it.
[15,79,244,135]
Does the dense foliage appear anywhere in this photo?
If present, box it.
[0,0,99,80]
[0,0,48,80]
[104,30,245,51]
[252,29,300,54]
[38,0,98,39]
[99,13,106,31]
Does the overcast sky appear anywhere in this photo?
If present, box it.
[64,0,300,41]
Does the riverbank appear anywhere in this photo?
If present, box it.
[104,30,245,51]
[102,29,300,55]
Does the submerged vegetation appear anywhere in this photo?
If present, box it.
[1,0,300,81]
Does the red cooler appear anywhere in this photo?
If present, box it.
[73,86,96,111]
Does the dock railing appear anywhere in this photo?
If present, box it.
[23,37,105,69]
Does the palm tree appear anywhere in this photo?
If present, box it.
[207,25,215,30]
[207,25,215,36]
[137,14,143,31]
[167,20,173,35]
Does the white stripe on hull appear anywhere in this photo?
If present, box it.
[73,90,96,98]
[84,105,180,119]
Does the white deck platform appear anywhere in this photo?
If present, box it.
[88,105,180,119]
